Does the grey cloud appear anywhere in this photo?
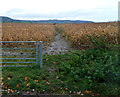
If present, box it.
[5,7,118,22]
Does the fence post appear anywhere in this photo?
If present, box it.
[36,41,39,65]
[39,41,43,68]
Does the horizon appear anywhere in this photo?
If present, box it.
[0,16,118,23]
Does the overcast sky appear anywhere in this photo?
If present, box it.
[0,0,119,22]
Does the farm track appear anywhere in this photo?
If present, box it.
[43,32,73,55]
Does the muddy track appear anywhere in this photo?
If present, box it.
[43,32,73,55]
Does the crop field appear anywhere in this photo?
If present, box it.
[1,22,118,48]
[2,23,56,43]
[56,22,118,48]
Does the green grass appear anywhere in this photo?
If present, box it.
[1,48,120,96]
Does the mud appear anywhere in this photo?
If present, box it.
[43,32,73,55]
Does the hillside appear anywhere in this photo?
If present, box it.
[0,16,94,23]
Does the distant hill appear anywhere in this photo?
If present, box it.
[0,16,94,24]
[0,16,14,22]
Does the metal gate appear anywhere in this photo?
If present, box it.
[0,41,43,68]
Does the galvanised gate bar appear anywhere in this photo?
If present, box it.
[0,41,43,68]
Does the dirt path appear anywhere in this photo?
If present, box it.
[43,32,73,55]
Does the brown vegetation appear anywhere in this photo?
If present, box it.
[56,22,118,48]
[2,23,56,43]
[1,22,118,48]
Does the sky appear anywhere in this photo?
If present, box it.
[0,0,119,22]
